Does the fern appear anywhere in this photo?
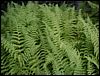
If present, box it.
[1,1,99,75]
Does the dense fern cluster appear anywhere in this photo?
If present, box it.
[1,1,99,75]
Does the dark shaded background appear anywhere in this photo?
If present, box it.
[0,1,99,12]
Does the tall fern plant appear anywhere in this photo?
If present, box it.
[1,1,99,75]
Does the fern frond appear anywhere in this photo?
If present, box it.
[78,11,99,60]
[1,1,99,75]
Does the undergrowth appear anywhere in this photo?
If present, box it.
[1,1,99,75]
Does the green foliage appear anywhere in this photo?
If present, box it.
[77,1,99,27]
[1,1,99,75]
